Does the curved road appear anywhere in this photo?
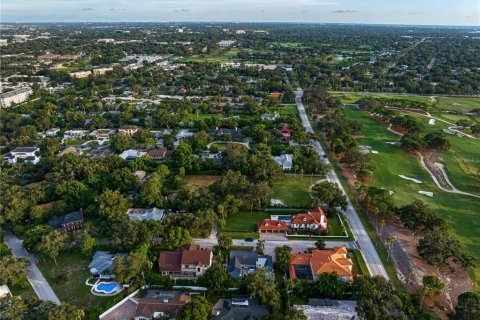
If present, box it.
[295,88,389,279]
[4,231,61,305]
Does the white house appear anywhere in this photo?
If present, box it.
[64,129,89,139]
[3,147,41,165]
[290,207,328,231]
[0,87,32,108]
[127,208,165,222]
[272,154,293,170]
[46,128,60,137]
[119,149,146,160]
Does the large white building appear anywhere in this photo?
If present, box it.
[3,147,41,165]
[0,87,32,108]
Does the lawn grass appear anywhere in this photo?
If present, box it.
[185,175,221,188]
[272,175,322,207]
[395,110,480,194]
[222,211,271,239]
[281,104,299,115]
[435,97,480,113]
[9,281,38,300]
[350,249,370,276]
[345,106,480,289]
[37,250,113,307]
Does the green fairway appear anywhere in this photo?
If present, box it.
[272,175,321,207]
[394,110,480,194]
[435,97,480,113]
[345,106,480,289]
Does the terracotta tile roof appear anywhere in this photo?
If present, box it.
[289,246,353,281]
[269,92,284,99]
[258,219,288,231]
[291,207,327,229]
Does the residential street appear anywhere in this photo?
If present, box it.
[192,238,354,262]
[295,88,390,279]
[4,231,61,305]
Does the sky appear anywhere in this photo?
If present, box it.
[1,0,479,26]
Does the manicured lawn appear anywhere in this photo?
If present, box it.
[395,110,480,194]
[65,138,90,146]
[345,106,480,289]
[350,249,370,276]
[185,175,221,188]
[435,97,480,113]
[281,104,298,115]
[222,211,271,239]
[272,175,322,207]
[38,250,113,307]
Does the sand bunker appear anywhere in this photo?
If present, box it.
[419,191,434,197]
[428,119,436,125]
[386,142,398,145]
[371,150,379,154]
[399,175,423,184]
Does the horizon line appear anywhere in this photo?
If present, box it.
[1,21,479,28]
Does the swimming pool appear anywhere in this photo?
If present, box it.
[270,215,292,226]
[94,282,120,294]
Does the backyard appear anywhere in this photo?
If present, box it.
[272,175,321,207]
[222,211,271,239]
[37,250,113,307]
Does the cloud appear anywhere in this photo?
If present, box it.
[332,10,358,13]
[174,9,191,12]
[408,11,424,15]
[82,8,93,11]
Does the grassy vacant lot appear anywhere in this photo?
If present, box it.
[281,104,298,115]
[272,175,321,207]
[222,211,271,239]
[182,48,240,63]
[185,175,221,188]
[38,250,112,307]
[345,106,480,289]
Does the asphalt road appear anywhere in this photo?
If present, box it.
[4,231,61,305]
[295,88,389,279]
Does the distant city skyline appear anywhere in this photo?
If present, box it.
[1,0,479,26]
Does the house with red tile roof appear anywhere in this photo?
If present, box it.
[291,207,328,231]
[289,246,353,282]
[258,219,289,234]
[158,244,212,279]
[269,92,284,99]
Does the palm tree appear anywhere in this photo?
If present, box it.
[256,240,265,255]
[386,235,396,261]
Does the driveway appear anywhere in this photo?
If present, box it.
[295,87,389,280]
[4,231,61,305]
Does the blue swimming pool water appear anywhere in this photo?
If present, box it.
[96,282,118,293]
[277,215,291,221]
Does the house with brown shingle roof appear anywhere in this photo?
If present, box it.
[289,246,353,282]
[100,289,191,320]
[291,207,328,231]
[158,245,212,279]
